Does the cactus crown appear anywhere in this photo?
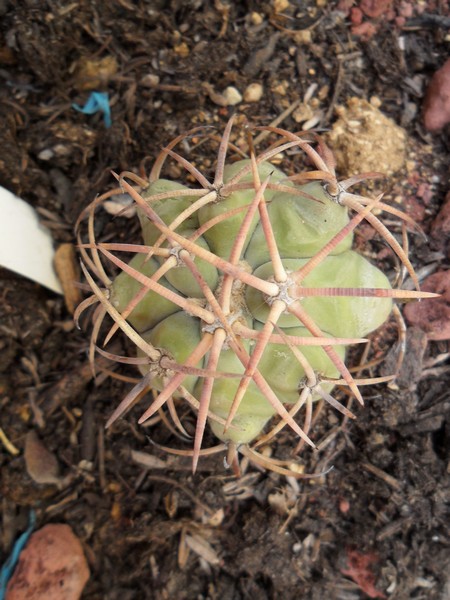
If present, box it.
[76,117,434,477]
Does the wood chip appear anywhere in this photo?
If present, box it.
[130,449,168,469]
[361,461,402,491]
[24,430,61,486]
[0,426,20,455]
[185,533,221,566]
[54,243,82,314]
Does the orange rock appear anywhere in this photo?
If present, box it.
[6,524,89,600]
[73,56,118,91]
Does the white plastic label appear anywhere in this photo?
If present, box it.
[0,186,63,294]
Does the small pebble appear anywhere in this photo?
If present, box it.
[72,55,118,92]
[243,83,263,103]
[37,149,54,161]
[140,74,160,88]
[249,11,263,25]
[273,0,290,12]
[222,86,242,106]
[174,42,190,58]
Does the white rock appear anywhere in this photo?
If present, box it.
[244,83,263,103]
[37,149,54,160]
[103,193,136,218]
[141,74,160,87]
[222,86,242,106]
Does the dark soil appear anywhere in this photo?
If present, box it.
[1,1,449,599]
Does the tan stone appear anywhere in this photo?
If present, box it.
[326,98,407,177]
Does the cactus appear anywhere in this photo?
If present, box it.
[76,117,434,476]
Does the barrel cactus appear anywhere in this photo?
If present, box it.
[76,117,433,476]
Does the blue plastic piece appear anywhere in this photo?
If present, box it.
[72,91,112,128]
[0,510,36,599]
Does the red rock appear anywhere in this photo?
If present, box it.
[351,21,378,39]
[416,182,433,206]
[360,0,393,18]
[403,196,426,224]
[404,271,450,341]
[341,549,386,599]
[6,524,90,600]
[350,7,364,25]
[430,191,450,255]
[339,498,351,514]
[423,58,450,131]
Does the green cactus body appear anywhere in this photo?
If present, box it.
[245,182,353,267]
[110,253,180,332]
[78,120,430,474]
[203,344,274,444]
[109,160,393,446]
[138,180,198,244]
[139,311,203,395]
[197,160,289,258]
[246,254,392,336]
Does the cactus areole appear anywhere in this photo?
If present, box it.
[77,118,432,476]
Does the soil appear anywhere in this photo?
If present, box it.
[1,1,449,599]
